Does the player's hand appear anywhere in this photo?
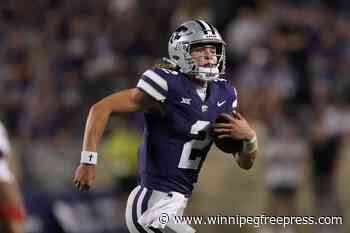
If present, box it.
[73,164,96,192]
[213,112,256,140]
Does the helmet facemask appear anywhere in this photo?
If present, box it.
[187,42,226,82]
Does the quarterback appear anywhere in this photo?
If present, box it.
[73,20,258,233]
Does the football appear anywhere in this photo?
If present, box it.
[212,113,243,154]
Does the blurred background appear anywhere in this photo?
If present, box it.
[0,0,349,232]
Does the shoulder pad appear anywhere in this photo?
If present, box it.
[154,67,181,77]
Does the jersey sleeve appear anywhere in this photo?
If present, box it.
[136,68,169,102]
[0,122,11,156]
[232,87,238,111]
[226,85,238,113]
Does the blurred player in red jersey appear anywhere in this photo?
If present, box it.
[0,121,26,233]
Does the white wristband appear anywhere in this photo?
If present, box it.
[81,151,98,165]
[242,135,258,154]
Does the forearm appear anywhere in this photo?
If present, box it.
[235,150,257,170]
[82,105,110,152]
[82,89,145,152]
[235,134,258,170]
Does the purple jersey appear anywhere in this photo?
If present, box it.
[136,68,238,196]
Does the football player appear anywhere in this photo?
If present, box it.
[73,20,258,233]
[0,121,26,233]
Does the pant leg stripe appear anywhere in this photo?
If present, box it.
[141,189,163,233]
[132,187,148,233]
[126,186,141,233]
[141,189,152,213]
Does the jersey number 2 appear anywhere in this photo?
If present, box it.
[178,121,211,170]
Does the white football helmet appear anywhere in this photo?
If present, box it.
[168,20,226,81]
